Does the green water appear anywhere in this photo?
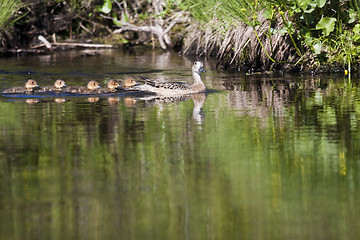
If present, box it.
[0,49,360,239]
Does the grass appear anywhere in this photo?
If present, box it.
[0,0,21,29]
[184,0,296,71]
[184,0,360,72]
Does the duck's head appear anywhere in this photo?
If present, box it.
[54,79,66,89]
[123,77,138,88]
[25,79,40,90]
[87,80,101,90]
[192,61,206,74]
[107,80,120,90]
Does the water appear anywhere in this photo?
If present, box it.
[0,49,360,239]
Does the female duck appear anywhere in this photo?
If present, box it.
[36,79,67,93]
[131,61,206,95]
[65,80,101,94]
[2,79,40,94]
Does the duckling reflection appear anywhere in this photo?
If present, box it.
[2,79,40,94]
[87,97,99,103]
[65,80,101,94]
[54,98,66,103]
[108,97,120,105]
[36,79,67,93]
[26,98,39,104]
[123,97,137,108]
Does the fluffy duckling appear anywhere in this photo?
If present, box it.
[2,79,40,94]
[130,61,206,95]
[36,79,67,93]
[95,80,120,94]
[65,80,101,94]
[121,77,138,89]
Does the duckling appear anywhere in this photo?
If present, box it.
[35,79,67,93]
[120,77,138,89]
[2,79,40,94]
[94,80,120,94]
[130,61,206,95]
[65,80,101,94]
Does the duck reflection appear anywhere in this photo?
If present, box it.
[26,99,39,104]
[123,97,137,108]
[137,93,206,124]
[54,98,66,103]
[87,97,99,103]
[108,97,120,105]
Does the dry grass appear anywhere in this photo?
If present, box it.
[183,12,298,71]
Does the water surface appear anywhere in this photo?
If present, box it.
[0,49,359,240]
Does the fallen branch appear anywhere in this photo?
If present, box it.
[38,35,52,49]
[31,42,115,49]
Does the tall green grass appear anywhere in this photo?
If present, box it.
[0,0,21,29]
[185,0,360,72]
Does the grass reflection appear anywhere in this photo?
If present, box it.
[0,75,360,239]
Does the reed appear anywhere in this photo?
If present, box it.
[185,0,360,72]
[0,0,21,29]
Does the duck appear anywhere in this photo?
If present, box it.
[64,80,101,94]
[35,79,67,93]
[130,61,206,95]
[120,77,138,89]
[2,79,40,94]
[94,80,120,94]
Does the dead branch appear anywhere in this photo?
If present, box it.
[113,10,187,49]
[31,42,115,49]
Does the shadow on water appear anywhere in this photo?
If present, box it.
[0,49,360,239]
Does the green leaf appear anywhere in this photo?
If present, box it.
[304,3,316,13]
[349,9,357,24]
[122,13,129,23]
[316,0,326,8]
[353,24,360,34]
[304,36,313,46]
[112,15,122,26]
[96,0,112,14]
[315,17,336,36]
[278,27,287,35]
[269,28,277,35]
[263,8,273,20]
[313,42,322,54]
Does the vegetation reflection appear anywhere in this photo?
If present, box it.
[0,74,360,239]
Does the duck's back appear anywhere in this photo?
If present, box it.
[64,86,102,95]
[64,86,87,94]
[2,86,30,94]
[35,86,63,93]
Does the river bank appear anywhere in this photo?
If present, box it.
[1,0,359,74]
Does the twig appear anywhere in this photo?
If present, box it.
[79,22,91,33]
[78,16,113,34]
